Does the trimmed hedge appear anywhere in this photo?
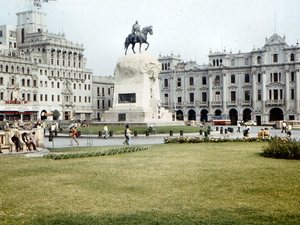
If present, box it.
[262,137,300,160]
[44,145,151,160]
[164,136,271,144]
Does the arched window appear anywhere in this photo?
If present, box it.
[189,77,194,86]
[290,53,295,62]
[202,76,207,85]
[5,65,9,72]
[231,75,235,84]
[257,56,261,64]
[11,66,14,73]
[177,78,181,87]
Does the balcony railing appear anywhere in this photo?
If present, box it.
[211,101,222,107]
[266,99,284,106]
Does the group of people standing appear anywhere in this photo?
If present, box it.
[11,131,37,152]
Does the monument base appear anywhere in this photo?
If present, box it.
[101,107,173,124]
[102,52,175,124]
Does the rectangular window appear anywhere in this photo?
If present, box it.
[33,94,37,102]
[230,91,236,101]
[257,73,261,83]
[273,54,278,63]
[291,89,295,100]
[274,89,278,100]
[291,72,295,82]
[57,95,60,102]
[74,96,76,102]
[202,77,207,85]
[244,90,250,101]
[27,93,30,101]
[164,79,168,87]
[273,73,278,82]
[52,95,54,101]
[178,96,182,103]
[0,92,4,100]
[215,91,221,102]
[202,92,207,102]
[257,90,261,101]
[189,93,194,103]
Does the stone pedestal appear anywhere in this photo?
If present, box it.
[102,53,173,124]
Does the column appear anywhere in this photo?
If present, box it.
[285,70,290,112]
[222,72,227,113]
[295,68,300,113]
[261,70,268,123]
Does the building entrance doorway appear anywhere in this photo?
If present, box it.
[269,108,283,122]
[242,108,252,122]
[229,108,238,125]
[200,109,208,122]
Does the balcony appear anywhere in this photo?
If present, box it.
[227,101,237,107]
[211,101,222,107]
[266,99,284,106]
[242,100,251,106]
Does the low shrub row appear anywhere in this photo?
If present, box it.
[164,136,271,144]
[44,145,151,160]
[262,137,300,160]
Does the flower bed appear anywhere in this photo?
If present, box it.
[164,136,270,144]
[44,145,151,160]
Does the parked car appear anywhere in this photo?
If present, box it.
[243,120,257,126]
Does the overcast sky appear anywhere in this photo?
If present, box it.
[1,0,300,76]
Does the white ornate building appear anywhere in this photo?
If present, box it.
[0,7,96,122]
[158,34,300,125]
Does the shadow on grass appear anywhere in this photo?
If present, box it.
[30,209,300,225]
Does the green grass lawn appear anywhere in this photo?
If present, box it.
[0,142,299,225]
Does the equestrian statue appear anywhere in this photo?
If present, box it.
[124,20,153,55]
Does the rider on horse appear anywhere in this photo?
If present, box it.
[132,20,141,42]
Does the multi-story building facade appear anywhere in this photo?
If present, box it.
[92,76,114,121]
[0,7,95,122]
[159,34,300,125]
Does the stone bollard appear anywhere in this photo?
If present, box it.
[224,129,228,134]
[220,127,223,134]
[216,126,219,131]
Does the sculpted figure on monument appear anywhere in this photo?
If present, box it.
[131,20,141,42]
[125,21,153,55]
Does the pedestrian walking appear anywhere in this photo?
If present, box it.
[237,121,241,133]
[281,121,287,133]
[103,124,109,139]
[70,125,79,146]
[123,124,132,145]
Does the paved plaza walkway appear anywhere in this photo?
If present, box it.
[44,125,299,149]
[2,125,298,157]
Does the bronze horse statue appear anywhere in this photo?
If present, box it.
[124,26,153,55]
